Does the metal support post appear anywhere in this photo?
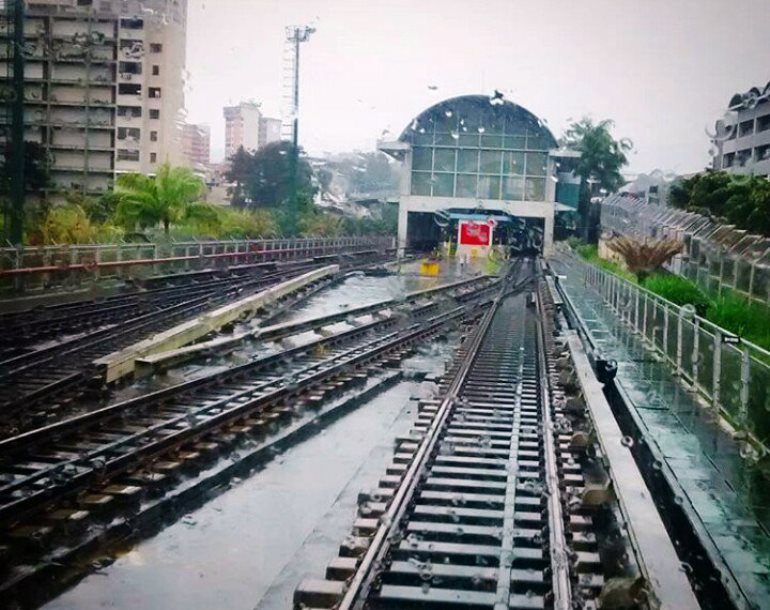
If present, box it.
[9,0,25,245]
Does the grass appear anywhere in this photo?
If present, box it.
[708,293,770,351]
[642,274,711,316]
[570,238,770,351]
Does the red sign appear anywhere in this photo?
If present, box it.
[458,220,492,246]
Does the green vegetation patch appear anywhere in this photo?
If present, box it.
[642,274,710,316]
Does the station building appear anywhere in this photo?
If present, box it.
[379,95,578,257]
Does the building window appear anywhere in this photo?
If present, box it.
[738,120,754,138]
[118,61,142,75]
[117,127,141,140]
[149,87,161,99]
[118,83,141,95]
[150,43,163,53]
[150,152,157,163]
[120,17,143,29]
[406,99,555,201]
[758,114,770,133]
[150,131,158,142]
[150,109,160,119]
[117,149,140,161]
[152,65,160,76]
[117,105,141,118]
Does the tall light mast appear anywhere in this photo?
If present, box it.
[282,25,314,235]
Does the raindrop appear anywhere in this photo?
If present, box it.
[621,436,634,448]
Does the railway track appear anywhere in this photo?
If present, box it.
[0,251,394,431]
[295,260,659,610]
[0,275,494,606]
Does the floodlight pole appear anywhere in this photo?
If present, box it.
[285,25,314,236]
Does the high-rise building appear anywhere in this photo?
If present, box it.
[182,122,210,169]
[0,0,188,199]
[711,81,770,178]
[223,101,260,160]
[258,116,281,149]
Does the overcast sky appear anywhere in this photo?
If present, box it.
[184,0,770,174]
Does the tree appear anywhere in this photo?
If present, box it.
[236,141,315,208]
[606,236,682,283]
[225,146,252,206]
[560,118,633,242]
[114,163,204,235]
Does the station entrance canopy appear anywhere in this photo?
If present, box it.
[379,94,580,255]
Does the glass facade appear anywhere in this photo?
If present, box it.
[402,96,556,201]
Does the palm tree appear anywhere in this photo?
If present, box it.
[606,235,682,283]
[560,118,633,241]
[115,163,204,235]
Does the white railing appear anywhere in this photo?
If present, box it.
[568,253,770,448]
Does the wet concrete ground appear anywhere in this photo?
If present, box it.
[43,351,448,610]
[43,262,468,610]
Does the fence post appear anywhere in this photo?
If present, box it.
[692,318,700,388]
[676,308,683,375]
[712,330,722,410]
[634,289,640,332]
[740,346,750,427]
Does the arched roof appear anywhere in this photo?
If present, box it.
[398,94,557,148]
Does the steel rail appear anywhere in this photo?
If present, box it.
[337,262,523,610]
[534,280,573,610]
[0,304,484,525]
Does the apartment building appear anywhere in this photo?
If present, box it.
[0,0,188,198]
[257,116,281,149]
[711,81,770,178]
[182,122,209,170]
[223,101,260,160]
[223,101,283,161]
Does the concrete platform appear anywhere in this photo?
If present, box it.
[95,265,338,383]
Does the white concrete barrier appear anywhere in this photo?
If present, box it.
[96,265,339,383]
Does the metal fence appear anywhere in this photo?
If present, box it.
[600,194,770,307]
[0,236,396,291]
[570,255,770,448]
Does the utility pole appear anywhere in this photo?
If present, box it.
[9,0,25,245]
[283,25,314,236]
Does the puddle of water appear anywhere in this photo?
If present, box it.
[44,341,456,610]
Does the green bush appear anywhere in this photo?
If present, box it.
[643,274,711,316]
[707,294,770,351]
